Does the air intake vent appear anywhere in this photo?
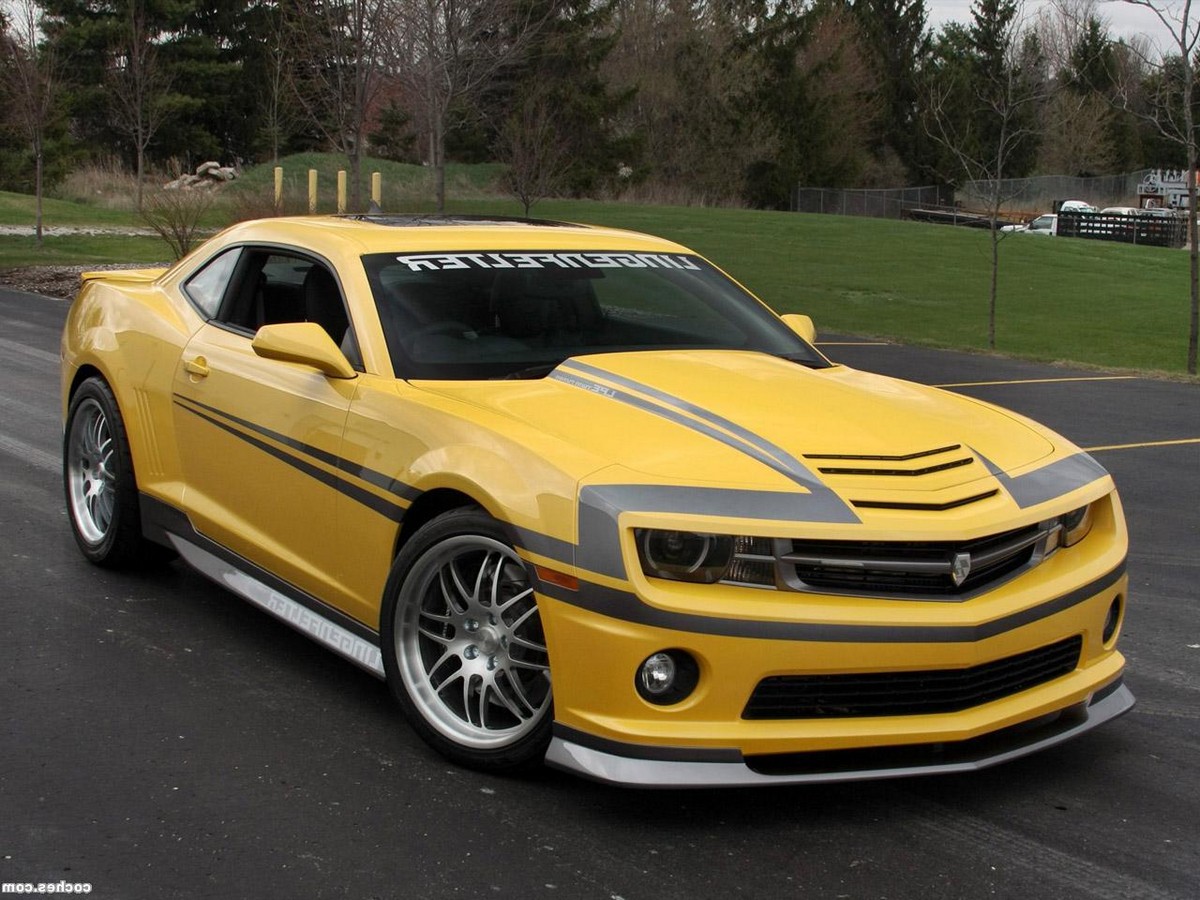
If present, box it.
[743,635,1082,719]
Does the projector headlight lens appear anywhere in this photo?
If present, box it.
[636,530,734,583]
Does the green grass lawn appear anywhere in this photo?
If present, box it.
[1,161,1195,375]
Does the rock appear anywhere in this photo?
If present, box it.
[162,162,238,190]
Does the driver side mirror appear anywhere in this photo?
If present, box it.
[781,313,817,344]
[251,322,357,379]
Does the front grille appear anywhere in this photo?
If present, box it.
[781,523,1047,596]
[743,635,1083,720]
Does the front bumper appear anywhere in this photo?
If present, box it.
[546,679,1134,787]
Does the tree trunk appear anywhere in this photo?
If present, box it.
[1186,75,1198,376]
[433,111,446,214]
[35,147,44,248]
[349,142,362,212]
[1188,150,1198,376]
[136,144,145,212]
[989,222,999,351]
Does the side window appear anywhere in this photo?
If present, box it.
[212,249,361,370]
[183,248,241,318]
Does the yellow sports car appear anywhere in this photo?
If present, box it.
[61,215,1132,786]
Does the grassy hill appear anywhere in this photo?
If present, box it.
[0,155,1194,375]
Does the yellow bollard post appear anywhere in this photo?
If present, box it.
[273,166,283,213]
[337,170,347,214]
[308,169,318,214]
[371,172,382,209]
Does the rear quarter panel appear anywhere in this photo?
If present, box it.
[62,275,203,508]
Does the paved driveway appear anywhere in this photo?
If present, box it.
[1,292,1196,899]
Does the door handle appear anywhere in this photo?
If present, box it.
[184,356,210,378]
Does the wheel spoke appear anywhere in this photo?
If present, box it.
[435,668,465,698]
[476,683,494,729]
[462,675,476,724]
[426,648,458,681]
[508,670,541,716]
[507,656,549,672]
[496,584,534,615]
[475,549,499,607]
[509,604,547,652]
[417,620,454,646]
[490,675,529,720]
[438,566,469,614]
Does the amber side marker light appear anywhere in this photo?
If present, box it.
[535,565,579,591]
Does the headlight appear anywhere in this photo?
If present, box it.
[1058,503,1095,547]
[636,529,734,583]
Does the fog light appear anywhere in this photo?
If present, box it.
[635,650,700,705]
[1103,595,1123,644]
[640,653,676,695]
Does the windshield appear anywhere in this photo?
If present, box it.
[362,250,828,379]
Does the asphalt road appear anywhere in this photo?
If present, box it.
[1,288,1197,900]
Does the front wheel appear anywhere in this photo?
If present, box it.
[381,508,553,772]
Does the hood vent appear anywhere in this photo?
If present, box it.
[805,444,975,479]
[804,444,962,462]
[851,489,999,512]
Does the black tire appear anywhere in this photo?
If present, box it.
[380,507,553,772]
[63,377,175,568]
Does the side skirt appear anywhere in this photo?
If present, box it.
[141,494,385,679]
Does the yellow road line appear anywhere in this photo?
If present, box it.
[934,376,1139,388]
[1084,438,1200,453]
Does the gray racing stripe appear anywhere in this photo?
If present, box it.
[560,358,819,484]
[975,450,1109,509]
[536,560,1126,643]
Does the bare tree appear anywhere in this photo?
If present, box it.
[287,0,396,211]
[496,87,571,215]
[3,0,63,246]
[261,10,300,164]
[140,186,214,259]
[107,1,173,212]
[392,0,545,212]
[1114,0,1199,374]
[925,3,1048,350]
[1038,89,1117,173]
[1037,0,1103,70]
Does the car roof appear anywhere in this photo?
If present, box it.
[209,214,694,258]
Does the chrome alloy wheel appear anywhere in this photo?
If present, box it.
[396,535,551,749]
[66,397,117,545]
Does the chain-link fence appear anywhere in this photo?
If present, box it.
[793,171,1155,218]
[792,185,953,218]
[958,170,1153,211]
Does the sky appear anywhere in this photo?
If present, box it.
[926,0,1189,51]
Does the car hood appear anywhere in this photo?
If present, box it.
[414,350,1060,499]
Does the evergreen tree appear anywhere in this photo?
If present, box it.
[852,0,931,180]
[494,0,636,196]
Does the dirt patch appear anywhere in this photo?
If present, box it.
[0,264,168,300]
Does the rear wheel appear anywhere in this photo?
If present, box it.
[381,508,553,771]
[63,377,173,567]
